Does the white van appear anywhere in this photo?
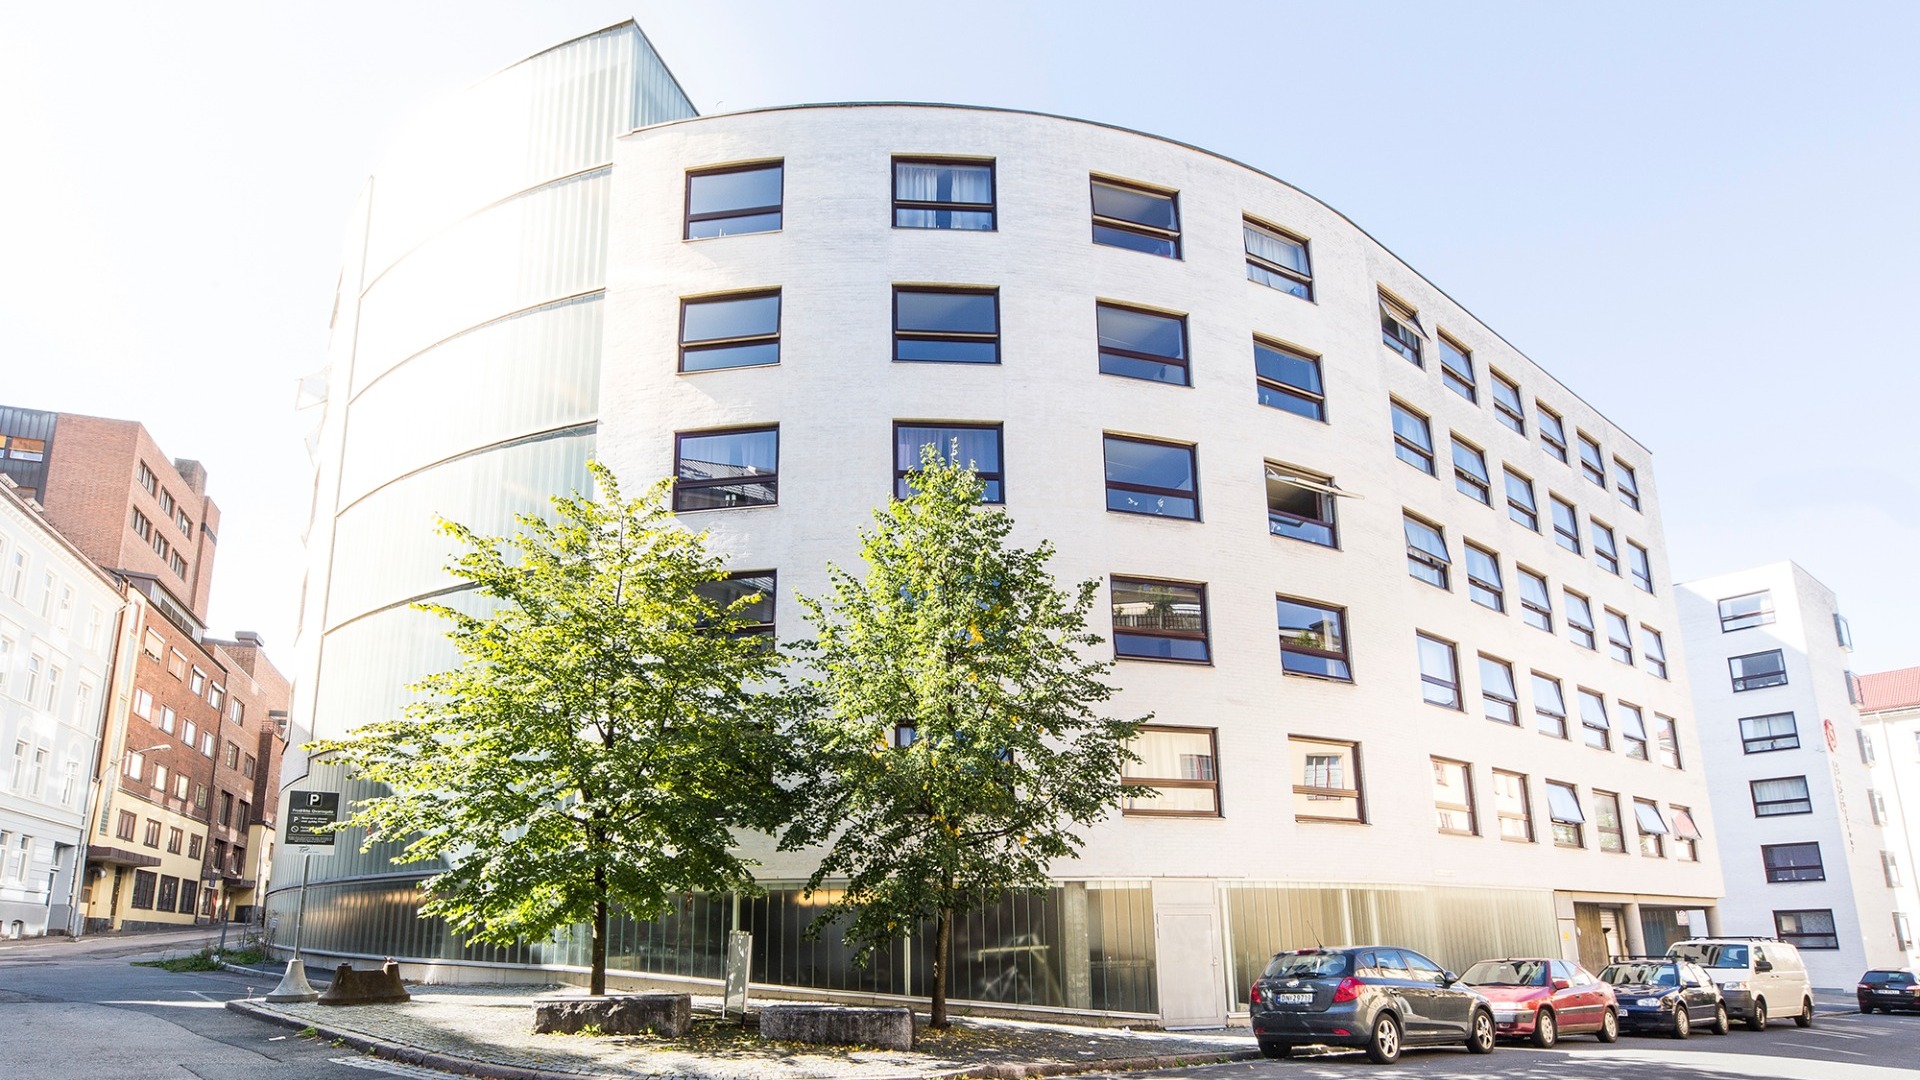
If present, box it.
[1667,938,1814,1029]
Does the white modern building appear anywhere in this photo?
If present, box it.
[276,22,1724,1025]
[1859,666,1920,968]
[0,474,124,937]
[1675,563,1918,987]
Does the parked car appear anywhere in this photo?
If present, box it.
[1668,937,1815,1029]
[1249,946,1497,1064]
[1598,957,1728,1038]
[1858,969,1920,1014]
[1460,957,1619,1047]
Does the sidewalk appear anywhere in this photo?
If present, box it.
[0,926,221,959]
[228,983,1259,1080]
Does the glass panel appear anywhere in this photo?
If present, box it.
[1123,728,1216,808]
[1111,579,1208,662]
[895,424,1002,502]
[688,166,784,218]
[677,430,778,509]
[695,573,775,631]
[1103,437,1196,519]
[1092,225,1177,258]
[897,290,998,334]
[1546,783,1584,824]
[1253,341,1320,395]
[684,293,780,342]
[1719,591,1775,630]
[1277,599,1348,679]
[1419,635,1459,707]
[1243,222,1308,274]
[1391,404,1432,451]
[1091,181,1177,230]
[1266,472,1333,546]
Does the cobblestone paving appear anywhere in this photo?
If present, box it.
[252,985,1256,1079]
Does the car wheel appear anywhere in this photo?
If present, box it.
[1711,1004,1730,1035]
[1597,1007,1620,1043]
[1795,998,1813,1028]
[1531,1008,1558,1049]
[1672,1005,1690,1039]
[1746,998,1767,1032]
[1467,1009,1496,1054]
[1860,1004,1875,1015]
[1366,1013,1403,1065]
[1258,1040,1292,1059]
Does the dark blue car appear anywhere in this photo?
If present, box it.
[1250,946,1496,1064]
[1597,957,1728,1038]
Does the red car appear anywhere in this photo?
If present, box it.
[1461,958,1619,1047]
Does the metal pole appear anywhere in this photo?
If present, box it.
[293,853,310,962]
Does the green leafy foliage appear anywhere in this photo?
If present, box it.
[785,447,1146,1025]
[310,462,802,993]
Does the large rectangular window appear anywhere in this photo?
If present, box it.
[1590,519,1620,574]
[895,288,1000,363]
[1773,909,1838,950]
[895,423,1003,502]
[1111,578,1209,662]
[1505,468,1539,530]
[1546,781,1585,848]
[1480,655,1518,725]
[1291,737,1363,822]
[674,427,778,511]
[1391,401,1435,474]
[1380,291,1424,366]
[1671,805,1700,860]
[1452,437,1492,505]
[1091,177,1180,258]
[1418,633,1461,709]
[1097,303,1188,384]
[1615,460,1642,511]
[1551,496,1581,553]
[1534,673,1568,738]
[894,158,994,230]
[1643,627,1669,678]
[1762,843,1825,883]
[1730,650,1788,692]
[1465,543,1504,612]
[1593,790,1625,853]
[685,162,783,238]
[1122,726,1219,815]
[1565,589,1597,649]
[1493,769,1533,842]
[1635,799,1668,857]
[1244,217,1313,299]
[1620,703,1649,759]
[1605,608,1635,664]
[1254,338,1325,419]
[1103,435,1198,519]
[1265,463,1337,547]
[1628,541,1654,593]
[1491,371,1526,434]
[1518,568,1552,631]
[1438,334,1476,401]
[1538,404,1570,462]
[1740,711,1800,754]
[1751,776,1813,817]
[1719,590,1775,631]
[696,572,776,637]
[1577,432,1607,487]
[1432,758,1477,835]
[1277,597,1350,680]
[1579,689,1612,750]
[1657,714,1682,769]
[680,291,781,372]
[1404,514,1450,589]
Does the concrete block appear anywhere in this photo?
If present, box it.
[532,992,692,1036]
[316,960,411,1005]
[758,1004,914,1051]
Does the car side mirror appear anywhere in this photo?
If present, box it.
[1552,977,1572,990]
[1754,960,1773,973]
[1442,970,1457,986]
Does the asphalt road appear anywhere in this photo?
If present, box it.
[0,930,453,1080]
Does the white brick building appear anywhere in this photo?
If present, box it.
[1859,666,1920,970]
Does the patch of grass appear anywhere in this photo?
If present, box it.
[132,949,225,972]
[217,945,271,965]
[297,1026,319,1038]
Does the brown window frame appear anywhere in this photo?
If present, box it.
[679,289,782,373]
[673,426,779,512]
[1432,757,1478,836]
[1121,725,1221,817]
[684,161,784,239]
[892,157,996,230]
[1090,176,1181,258]
[1110,577,1211,664]
[1494,769,1535,843]
[1290,736,1365,823]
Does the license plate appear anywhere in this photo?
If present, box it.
[1272,992,1313,1005]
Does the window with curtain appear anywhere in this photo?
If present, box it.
[1751,775,1812,816]
[1244,217,1312,297]
[1122,726,1219,815]
[894,423,1003,502]
[893,159,994,229]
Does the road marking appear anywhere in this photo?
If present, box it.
[1779,1041,1867,1056]
[330,1057,467,1079]
[1802,1028,1870,1039]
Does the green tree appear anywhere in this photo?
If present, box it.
[309,462,799,995]
[785,447,1145,1027]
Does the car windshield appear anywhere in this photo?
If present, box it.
[1670,943,1748,969]
[1264,952,1351,979]
[1463,960,1547,986]
[1601,962,1675,986]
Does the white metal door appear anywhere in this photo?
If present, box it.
[1156,909,1225,1028]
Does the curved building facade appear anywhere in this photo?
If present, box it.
[278,26,1724,1026]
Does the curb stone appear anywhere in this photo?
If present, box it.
[224,999,1261,1080]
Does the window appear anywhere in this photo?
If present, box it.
[137,460,157,496]
[167,649,187,679]
[223,741,240,769]
[1265,463,1337,546]
[121,746,143,781]
[207,683,224,710]
[895,287,999,364]
[1624,541,1654,593]
[1671,805,1700,861]
[1860,728,1876,765]
[1096,303,1187,384]
[187,835,202,859]
[1243,217,1312,298]
[1577,433,1606,487]
[218,791,234,827]
[151,764,166,792]
[1438,334,1476,401]
[188,667,206,694]
[158,489,175,517]
[1090,177,1180,257]
[1518,568,1552,632]
[0,636,9,695]
[166,827,183,854]
[142,628,163,660]
[1290,737,1363,822]
[1635,800,1669,857]
[1432,758,1477,835]
[1417,633,1461,709]
[1620,703,1649,759]
[1719,590,1775,631]
[895,423,1003,502]
[685,162,782,238]
[142,819,161,847]
[680,291,781,372]
[157,875,178,912]
[115,810,136,840]
[1538,404,1569,462]
[1773,909,1838,950]
[1898,913,1916,952]
[1277,597,1350,680]
[1533,673,1568,738]
[1579,689,1611,750]
[1546,781,1585,847]
[1391,401,1435,474]
[1379,291,1424,365]
[184,720,197,747]
[1253,338,1325,419]
[1848,672,1865,707]
[1403,514,1450,588]
[1121,726,1219,815]
[1504,468,1539,530]
[1110,578,1209,662]
[176,879,197,915]
[1480,655,1518,725]
[1730,650,1788,692]
[23,656,40,702]
[1452,437,1492,504]
[1493,769,1534,842]
[1834,613,1853,650]
[158,705,176,734]
[1752,776,1813,817]
[1491,371,1526,433]
[1465,544,1504,612]
[176,510,192,537]
[1565,590,1596,649]
[130,870,156,909]
[674,427,778,511]
[1871,789,1889,826]
[893,158,994,230]
[1590,520,1620,574]
[1615,460,1641,510]
[1593,790,1625,853]
[1643,627,1668,678]
[1887,852,1905,888]
[1758,844,1821,882]
[1605,609,1634,664]
[1102,435,1198,520]
[169,552,187,579]
[126,687,150,720]
[242,754,257,780]
[1550,496,1581,553]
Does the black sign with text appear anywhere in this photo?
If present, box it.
[285,790,340,847]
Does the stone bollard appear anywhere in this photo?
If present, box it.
[758,1004,914,1051]
[316,959,412,1005]
[532,992,692,1036]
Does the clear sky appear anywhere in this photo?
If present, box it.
[2,2,1915,673]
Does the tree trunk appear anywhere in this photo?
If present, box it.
[931,905,953,1028]
[591,814,608,996]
